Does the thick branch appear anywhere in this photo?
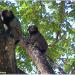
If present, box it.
[19,37,55,74]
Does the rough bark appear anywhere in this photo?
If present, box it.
[4,37,17,73]
[0,36,26,74]
[0,34,55,74]
[0,15,25,74]
[19,37,55,74]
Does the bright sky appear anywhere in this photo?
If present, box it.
[6,0,15,3]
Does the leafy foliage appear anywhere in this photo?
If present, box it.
[0,0,75,74]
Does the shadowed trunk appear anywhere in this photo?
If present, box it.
[0,35,26,74]
[0,15,25,74]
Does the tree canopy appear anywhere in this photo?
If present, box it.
[0,0,75,74]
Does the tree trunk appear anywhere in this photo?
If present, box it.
[4,37,17,73]
[0,15,25,74]
[0,36,26,74]
[19,37,55,74]
[0,34,55,74]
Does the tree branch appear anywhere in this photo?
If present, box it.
[19,37,55,74]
